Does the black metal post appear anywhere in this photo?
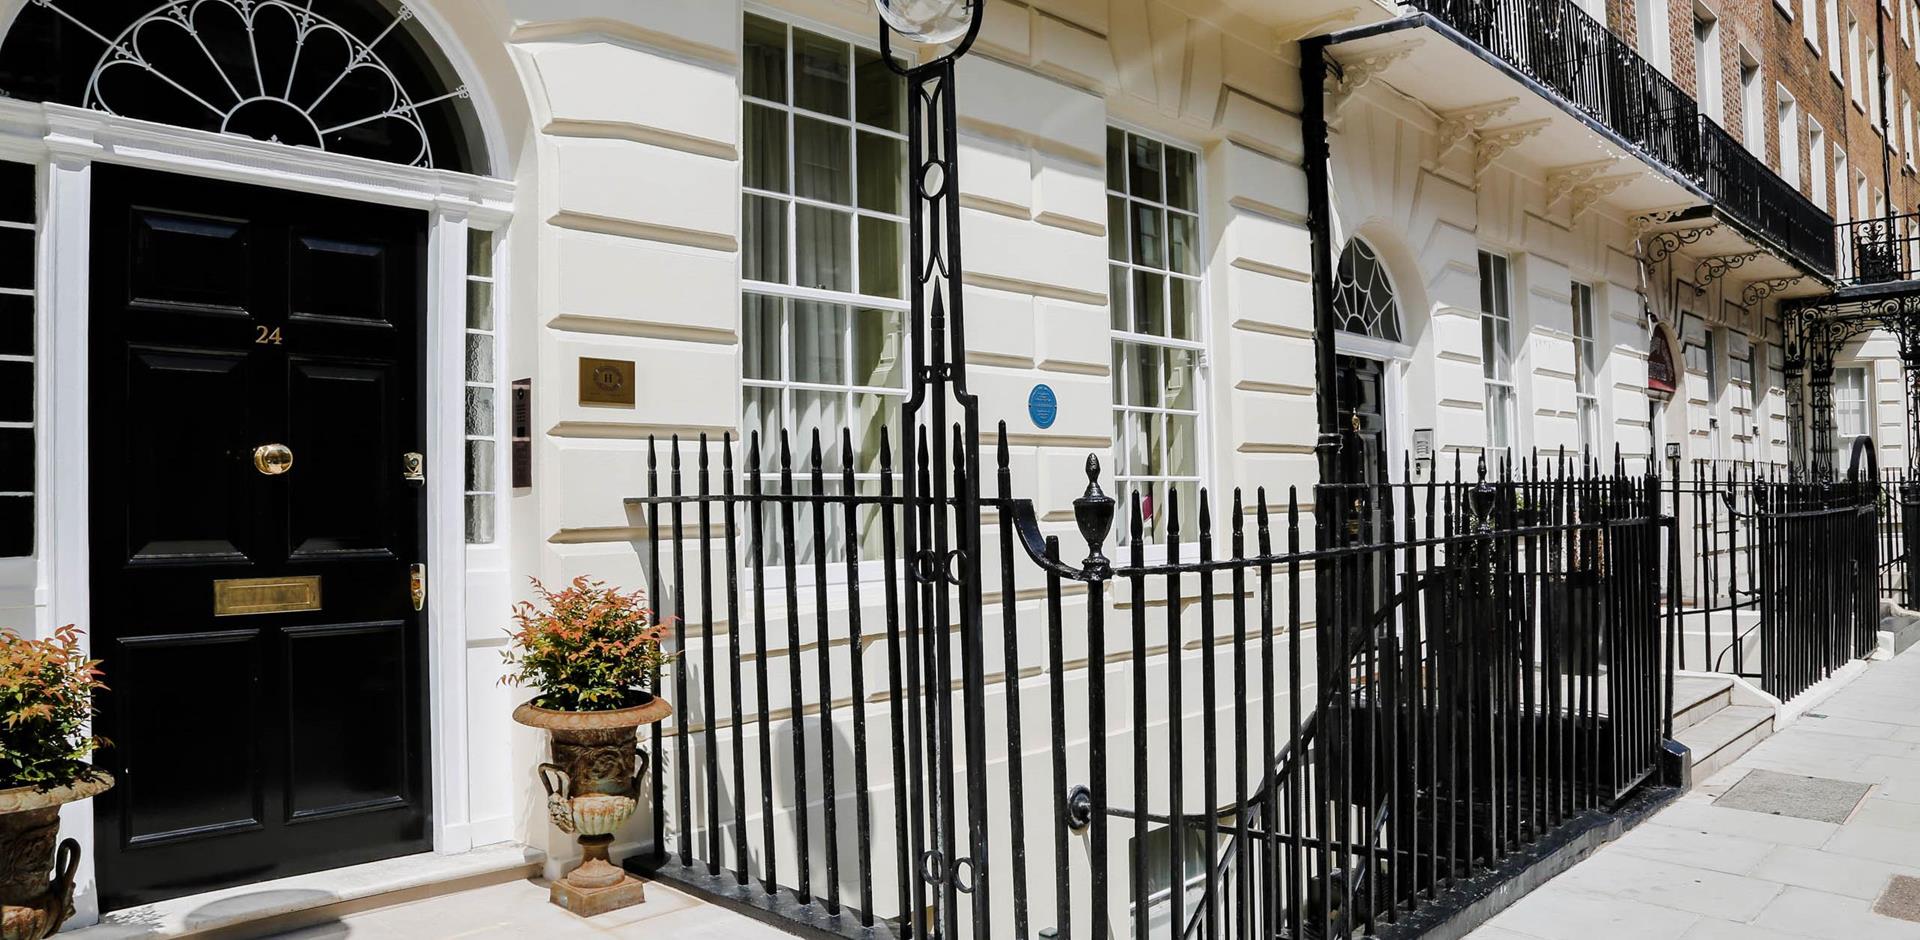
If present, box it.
[879,11,987,937]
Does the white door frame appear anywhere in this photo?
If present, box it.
[1334,331,1415,480]
[0,99,515,922]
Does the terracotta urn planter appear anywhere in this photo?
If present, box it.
[0,775,111,940]
[513,695,671,917]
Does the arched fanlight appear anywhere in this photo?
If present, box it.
[1333,237,1403,343]
[0,0,485,173]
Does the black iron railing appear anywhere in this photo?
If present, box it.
[1838,211,1920,284]
[624,431,1680,938]
[1697,118,1837,278]
[1406,0,1836,278]
[1666,459,1891,701]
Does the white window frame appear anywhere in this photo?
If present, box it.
[1852,14,1865,108]
[738,10,911,580]
[1740,52,1764,156]
[1106,124,1211,551]
[1696,11,1723,121]
[1810,117,1828,209]
[1572,281,1602,455]
[1479,250,1517,456]
[1804,0,1821,48]
[1776,84,1800,184]
[463,229,501,546]
[1830,0,1845,76]
[1637,0,1673,75]
[1833,365,1871,454]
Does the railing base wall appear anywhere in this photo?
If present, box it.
[1371,783,1683,940]
[625,854,897,940]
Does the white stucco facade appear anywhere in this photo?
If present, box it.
[0,0,1900,931]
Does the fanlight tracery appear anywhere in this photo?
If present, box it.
[1333,237,1403,342]
[10,0,478,171]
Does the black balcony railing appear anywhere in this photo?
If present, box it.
[1698,118,1837,278]
[1407,0,1836,278]
[1837,210,1920,284]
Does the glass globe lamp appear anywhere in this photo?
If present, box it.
[874,0,975,45]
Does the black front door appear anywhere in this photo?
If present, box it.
[88,166,430,910]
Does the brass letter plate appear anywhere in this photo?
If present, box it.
[214,576,322,616]
[578,357,636,406]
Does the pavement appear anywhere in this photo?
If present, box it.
[1469,642,1920,939]
[254,878,794,939]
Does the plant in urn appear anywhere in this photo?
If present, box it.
[0,626,110,940]
[505,578,674,917]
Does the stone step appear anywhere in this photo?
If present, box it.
[1670,676,1734,734]
[1674,703,1774,782]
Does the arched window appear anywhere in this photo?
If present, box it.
[0,0,487,173]
[1333,237,1402,342]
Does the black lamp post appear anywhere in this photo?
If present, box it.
[874,3,988,938]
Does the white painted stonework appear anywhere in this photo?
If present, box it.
[0,0,1898,932]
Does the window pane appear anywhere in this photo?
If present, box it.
[1129,135,1163,199]
[852,307,904,388]
[465,386,494,437]
[1165,147,1198,211]
[743,386,782,464]
[1164,349,1197,410]
[1131,201,1165,268]
[794,116,851,204]
[465,495,495,544]
[854,48,902,131]
[467,229,493,278]
[466,279,493,331]
[744,103,789,193]
[790,301,848,384]
[793,389,849,455]
[1108,196,1129,263]
[465,333,493,384]
[744,14,788,103]
[466,439,495,493]
[1126,343,1161,407]
[743,195,788,283]
[795,204,852,292]
[853,392,900,472]
[1166,415,1198,477]
[1107,127,1127,191]
[1126,411,1155,475]
[1109,267,1130,331]
[857,131,903,213]
[743,294,783,381]
[1132,271,1166,337]
[857,216,903,299]
[1168,212,1197,274]
[1170,278,1198,341]
[793,30,850,117]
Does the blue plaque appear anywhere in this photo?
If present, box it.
[1027,384,1058,429]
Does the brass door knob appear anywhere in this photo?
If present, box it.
[253,443,294,476]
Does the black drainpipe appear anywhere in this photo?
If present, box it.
[1300,34,1341,489]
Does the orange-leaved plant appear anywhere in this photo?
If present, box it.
[502,577,674,712]
[0,624,106,791]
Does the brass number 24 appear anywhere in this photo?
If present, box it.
[255,326,283,345]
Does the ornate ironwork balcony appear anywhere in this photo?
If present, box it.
[1836,211,1920,285]
[1406,0,1835,279]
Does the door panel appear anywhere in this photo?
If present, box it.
[287,360,395,558]
[117,631,263,846]
[91,166,430,911]
[123,348,254,563]
[129,210,253,311]
[284,622,409,820]
[291,234,392,326]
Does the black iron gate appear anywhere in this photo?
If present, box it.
[625,436,1681,938]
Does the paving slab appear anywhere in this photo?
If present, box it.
[1468,641,1920,939]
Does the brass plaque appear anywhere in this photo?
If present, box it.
[579,357,636,406]
[214,576,322,616]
